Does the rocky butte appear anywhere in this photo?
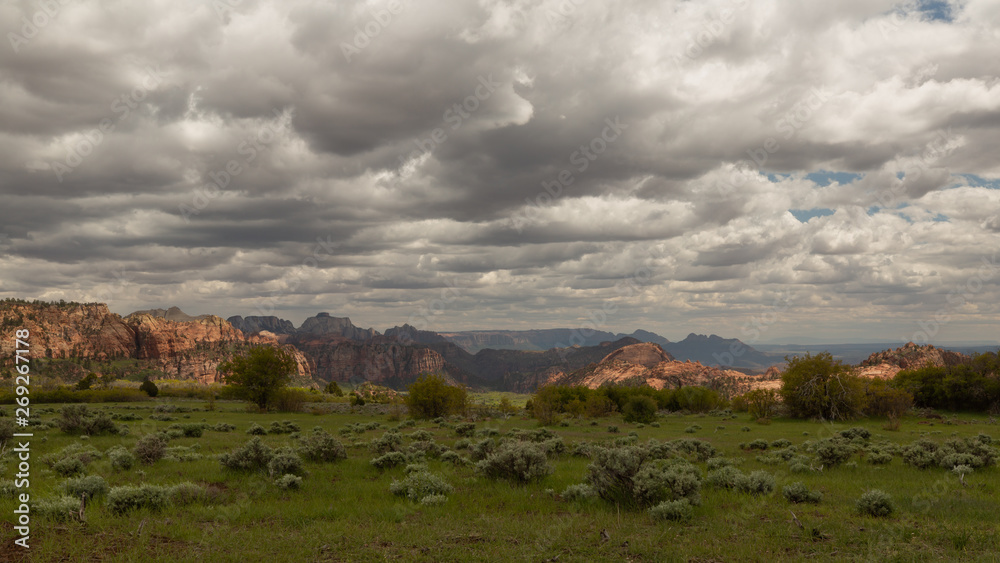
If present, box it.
[0,301,311,385]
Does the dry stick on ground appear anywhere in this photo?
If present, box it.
[790,510,804,530]
[78,494,86,522]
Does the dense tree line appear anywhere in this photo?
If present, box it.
[894,352,1000,412]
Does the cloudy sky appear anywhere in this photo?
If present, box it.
[1,0,998,345]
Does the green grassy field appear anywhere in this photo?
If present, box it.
[2,398,999,562]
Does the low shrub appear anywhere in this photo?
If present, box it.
[297,429,347,462]
[454,423,476,437]
[220,437,274,472]
[107,484,169,514]
[706,466,745,490]
[34,496,80,521]
[813,438,854,467]
[62,475,108,500]
[133,433,168,465]
[369,431,403,455]
[370,452,407,470]
[168,482,205,505]
[856,489,894,517]
[736,471,775,496]
[389,470,453,503]
[107,446,135,471]
[561,483,597,501]
[246,423,268,436]
[477,441,552,483]
[275,474,303,490]
[782,482,822,504]
[649,498,693,522]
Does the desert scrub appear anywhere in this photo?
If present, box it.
[34,496,81,522]
[672,439,717,462]
[297,429,347,462]
[369,431,403,455]
[133,433,169,465]
[165,445,203,462]
[454,422,476,437]
[107,445,135,471]
[107,484,170,515]
[683,425,701,434]
[269,420,300,434]
[370,451,407,470]
[706,466,745,490]
[168,482,205,505]
[468,438,497,461]
[649,498,693,522]
[220,437,274,472]
[782,482,822,504]
[736,470,775,496]
[211,422,237,432]
[440,450,470,466]
[856,489,894,517]
[586,446,702,509]
[246,423,268,435]
[561,483,597,501]
[812,438,854,467]
[476,441,553,483]
[389,470,452,503]
[62,475,108,500]
[275,474,303,490]
[53,457,85,477]
[267,447,305,478]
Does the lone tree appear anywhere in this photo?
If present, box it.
[139,378,159,397]
[780,352,866,421]
[218,346,297,410]
[405,373,467,419]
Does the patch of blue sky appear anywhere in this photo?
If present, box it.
[959,174,1000,190]
[805,171,864,187]
[790,208,835,223]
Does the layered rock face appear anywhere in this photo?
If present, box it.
[856,342,969,379]
[552,342,769,395]
[0,302,135,361]
[227,315,296,335]
[0,302,311,385]
[298,313,379,340]
[289,334,445,388]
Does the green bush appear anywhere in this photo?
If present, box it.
[53,457,85,477]
[139,379,159,397]
[856,489,894,517]
[369,431,403,455]
[649,498,693,522]
[736,471,775,495]
[780,352,867,420]
[476,441,552,483]
[782,482,822,504]
[706,466,745,490]
[297,429,347,462]
[107,484,169,515]
[133,433,168,465]
[62,475,108,500]
[246,423,267,436]
[454,422,476,437]
[370,451,407,470]
[813,438,854,467]
[390,470,452,502]
[405,374,467,419]
[168,482,205,505]
[275,474,303,490]
[34,496,81,521]
[622,396,658,424]
[586,445,701,509]
[561,483,596,501]
[220,437,274,472]
[268,448,305,478]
